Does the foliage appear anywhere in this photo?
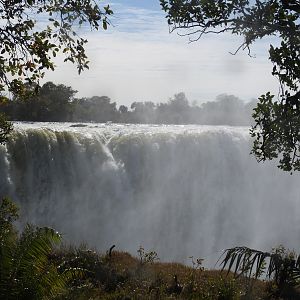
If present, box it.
[0,0,112,92]
[0,197,18,242]
[221,245,300,299]
[0,198,82,300]
[137,246,159,265]
[0,0,113,144]
[1,84,256,125]
[160,0,300,171]
[73,95,119,122]
[50,245,130,297]
[0,113,13,145]
[12,81,77,121]
[55,248,261,299]
[251,91,300,172]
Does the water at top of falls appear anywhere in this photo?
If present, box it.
[1,122,300,267]
[12,121,250,139]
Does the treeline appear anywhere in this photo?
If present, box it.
[0,81,256,125]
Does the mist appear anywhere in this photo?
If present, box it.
[1,122,299,267]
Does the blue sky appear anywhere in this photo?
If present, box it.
[45,0,279,106]
[113,0,161,10]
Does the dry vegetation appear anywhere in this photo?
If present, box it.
[51,246,268,299]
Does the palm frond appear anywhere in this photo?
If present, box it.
[0,198,85,299]
[220,246,300,286]
[1,225,63,299]
[38,265,85,298]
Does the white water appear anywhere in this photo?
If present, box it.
[1,122,300,266]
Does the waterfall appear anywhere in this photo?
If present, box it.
[1,122,300,266]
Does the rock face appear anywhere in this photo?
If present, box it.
[1,122,300,266]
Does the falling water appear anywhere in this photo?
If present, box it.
[1,122,300,266]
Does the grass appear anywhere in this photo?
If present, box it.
[50,245,268,299]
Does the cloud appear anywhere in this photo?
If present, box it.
[43,1,279,106]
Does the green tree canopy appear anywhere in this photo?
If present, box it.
[160,0,300,171]
[0,0,113,143]
[73,95,119,122]
[11,81,77,121]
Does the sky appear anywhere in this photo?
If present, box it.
[45,0,280,106]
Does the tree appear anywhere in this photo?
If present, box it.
[73,95,118,122]
[0,0,113,143]
[130,101,156,123]
[160,0,300,171]
[167,92,191,124]
[9,81,77,121]
[200,94,251,125]
[0,113,12,144]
